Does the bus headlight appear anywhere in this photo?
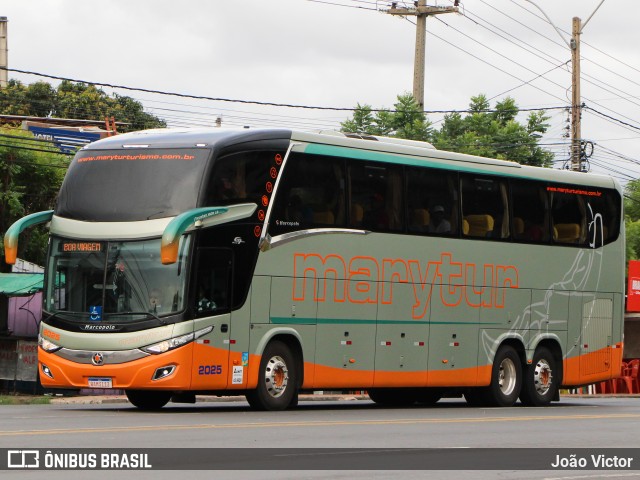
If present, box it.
[38,334,62,353]
[141,326,213,355]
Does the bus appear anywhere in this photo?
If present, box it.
[4,128,624,409]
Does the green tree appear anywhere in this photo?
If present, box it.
[341,92,553,167]
[623,179,640,268]
[432,94,553,167]
[626,219,640,263]
[341,93,432,141]
[340,103,376,135]
[624,179,640,222]
[0,128,69,271]
[0,79,165,131]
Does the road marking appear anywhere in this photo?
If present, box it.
[2,413,640,437]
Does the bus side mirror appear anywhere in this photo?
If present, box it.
[3,210,54,265]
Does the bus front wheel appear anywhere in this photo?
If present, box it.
[519,347,558,407]
[246,341,297,411]
[125,390,171,410]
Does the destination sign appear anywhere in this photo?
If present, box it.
[60,242,103,253]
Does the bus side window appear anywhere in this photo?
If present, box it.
[350,162,403,233]
[585,190,621,246]
[511,180,550,243]
[206,151,271,206]
[461,175,510,240]
[406,167,458,236]
[269,153,345,235]
[551,188,587,245]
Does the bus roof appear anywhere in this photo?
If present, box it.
[81,127,620,191]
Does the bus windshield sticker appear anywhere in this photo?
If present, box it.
[547,186,602,197]
[232,366,244,384]
[89,306,102,322]
[77,153,197,163]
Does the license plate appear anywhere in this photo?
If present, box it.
[88,377,113,388]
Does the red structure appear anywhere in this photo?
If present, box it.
[596,360,640,394]
[627,260,640,312]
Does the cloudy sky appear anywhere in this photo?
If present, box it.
[3,0,639,184]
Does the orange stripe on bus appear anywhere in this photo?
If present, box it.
[562,343,624,385]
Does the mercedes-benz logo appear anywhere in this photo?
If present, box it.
[91,352,104,366]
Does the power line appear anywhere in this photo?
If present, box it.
[585,106,640,133]
[0,132,67,147]
[437,1,640,132]
[433,15,570,98]
[396,16,570,105]
[455,2,640,111]
[0,131,75,157]
[307,0,379,11]
[0,66,387,113]
[461,0,640,124]
[1,67,568,115]
[511,0,640,79]
[589,159,636,181]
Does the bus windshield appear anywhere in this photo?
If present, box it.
[56,148,211,221]
[45,236,190,323]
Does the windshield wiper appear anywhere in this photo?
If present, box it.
[106,311,167,325]
[44,311,88,322]
[45,310,167,326]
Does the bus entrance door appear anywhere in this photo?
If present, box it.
[191,313,232,390]
[190,248,233,390]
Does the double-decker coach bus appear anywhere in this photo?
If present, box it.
[4,128,623,409]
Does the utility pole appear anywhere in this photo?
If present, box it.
[0,17,7,89]
[570,17,581,172]
[386,1,458,109]
[524,0,606,172]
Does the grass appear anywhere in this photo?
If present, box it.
[0,395,52,405]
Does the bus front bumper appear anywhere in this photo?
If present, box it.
[38,344,194,390]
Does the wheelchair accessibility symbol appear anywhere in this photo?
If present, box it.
[89,306,102,322]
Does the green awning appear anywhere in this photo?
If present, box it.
[0,273,44,297]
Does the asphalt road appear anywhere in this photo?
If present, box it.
[2,395,640,480]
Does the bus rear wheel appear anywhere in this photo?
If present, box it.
[487,345,522,407]
[125,390,171,410]
[465,345,522,407]
[519,347,558,407]
[246,341,297,411]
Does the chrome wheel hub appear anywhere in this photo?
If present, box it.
[533,359,552,396]
[499,357,517,396]
[264,355,288,398]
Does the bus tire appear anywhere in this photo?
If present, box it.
[464,388,488,407]
[485,345,522,407]
[368,388,417,406]
[125,390,171,410]
[415,388,442,406]
[246,341,297,411]
[519,347,558,407]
